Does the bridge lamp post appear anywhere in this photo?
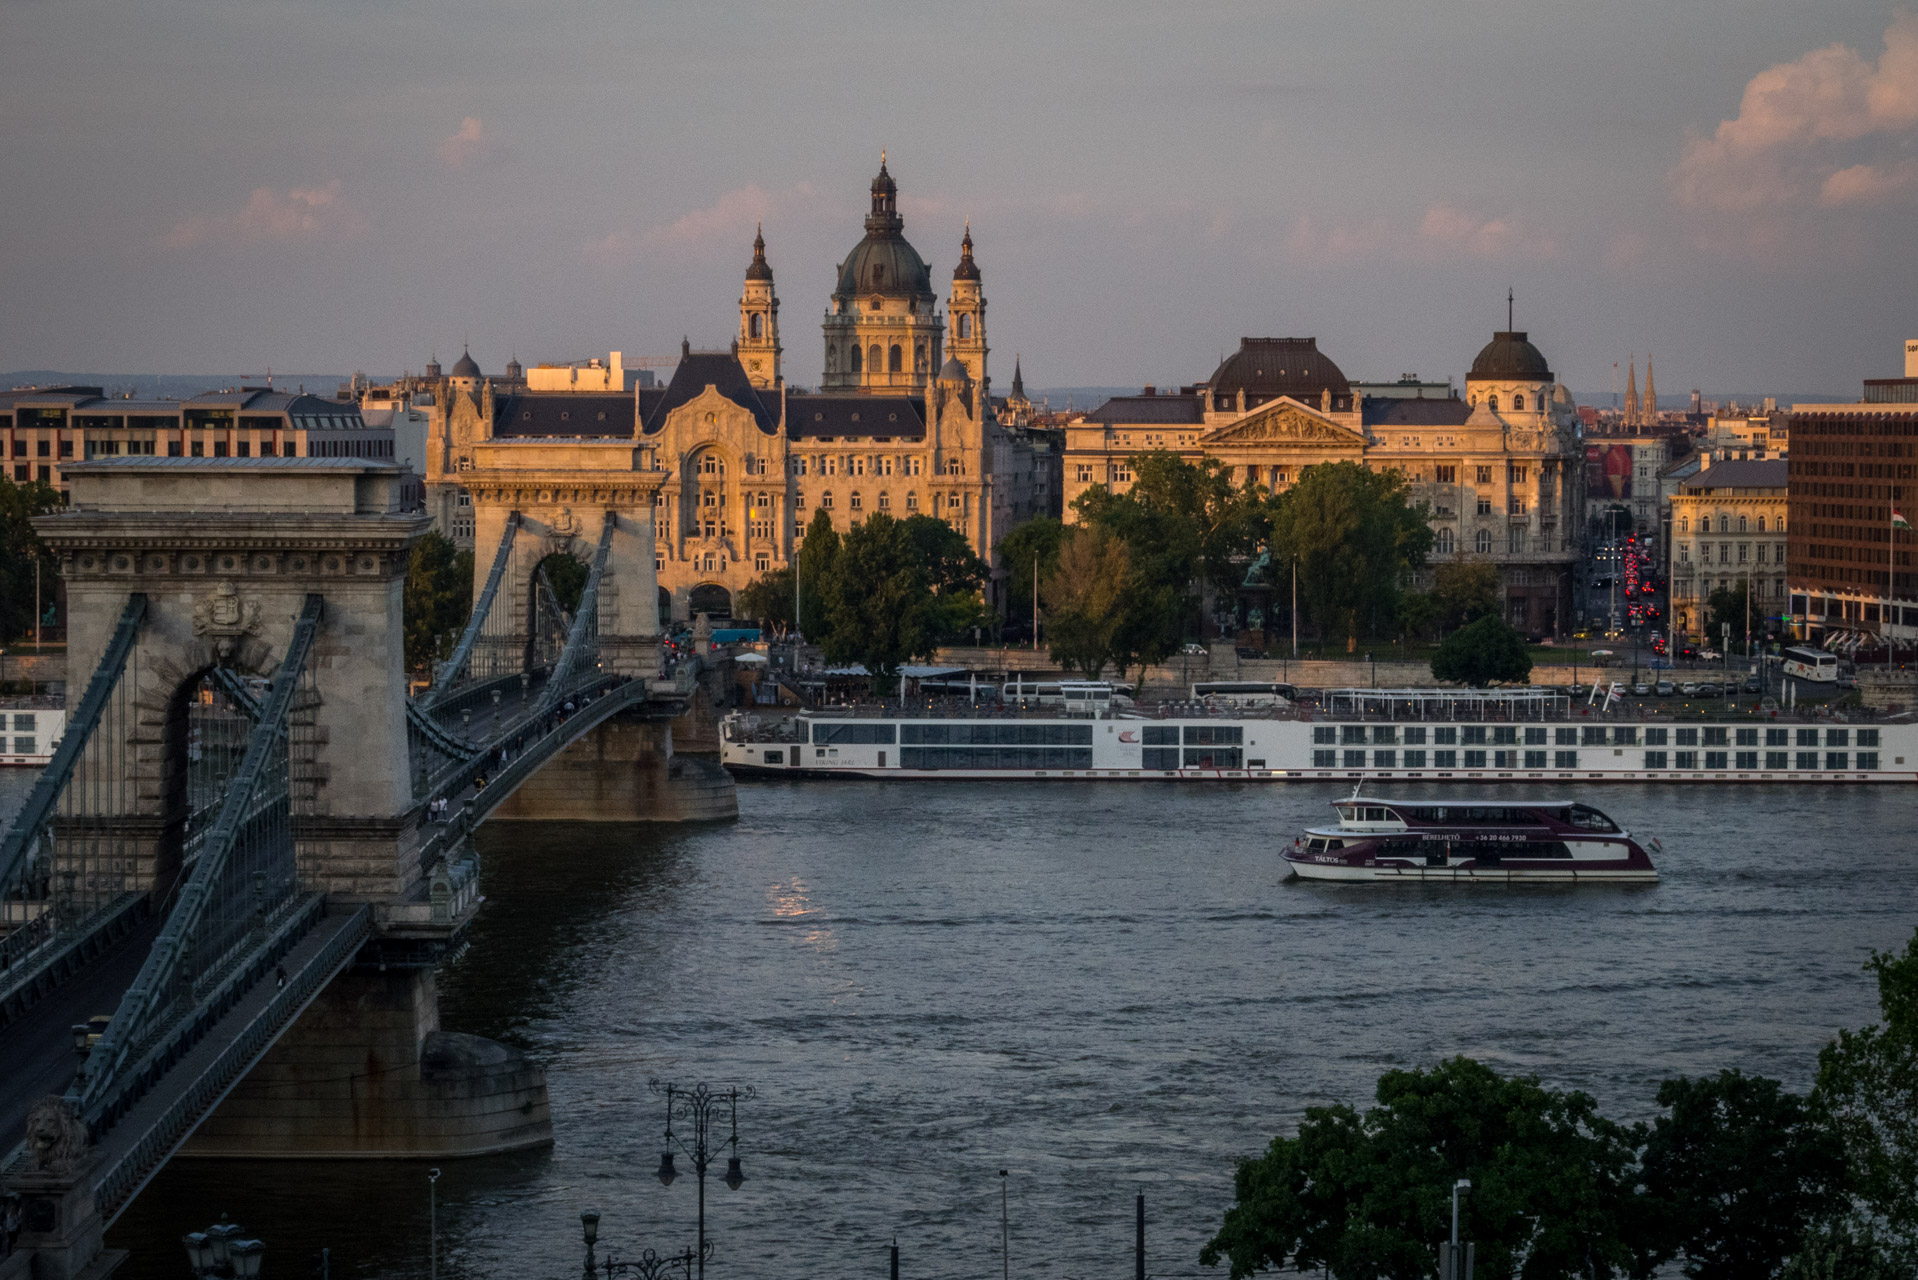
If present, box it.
[581,1213,711,1280]
[183,1215,265,1279]
[650,1080,752,1280]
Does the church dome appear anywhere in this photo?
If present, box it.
[1468,331,1553,382]
[833,157,934,300]
[938,354,971,383]
[952,224,980,281]
[745,224,773,281]
[451,348,481,379]
[1207,337,1349,411]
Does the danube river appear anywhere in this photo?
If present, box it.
[39,777,1918,1278]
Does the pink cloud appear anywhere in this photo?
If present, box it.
[438,117,493,169]
[1819,161,1918,206]
[162,180,363,249]
[590,183,826,266]
[1672,13,1918,213]
[1416,202,1559,260]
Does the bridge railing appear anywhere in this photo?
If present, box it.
[0,594,152,1026]
[72,593,325,1130]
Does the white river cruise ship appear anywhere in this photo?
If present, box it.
[722,688,1918,785]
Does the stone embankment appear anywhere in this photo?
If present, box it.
[932,646,1600,693]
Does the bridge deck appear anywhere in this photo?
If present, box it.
[0,912,160,1165]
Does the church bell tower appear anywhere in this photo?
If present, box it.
[738,224,781,389]
[947,222,988,391]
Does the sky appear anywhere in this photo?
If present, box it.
[3,0,1916,400]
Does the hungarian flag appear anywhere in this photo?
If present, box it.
[1896,510,1913,531]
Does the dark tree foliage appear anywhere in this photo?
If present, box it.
[1703,580,1751,646]
[795,510,987,686]
[403,531,474,675]
[1200,1057,1649,1280]
[1640,1070,1848,1279]
[794,507,841,645]
[998,515,1066,630]
[538,550,589,615]
[1431,613,1534,686]
[736,566,795,633]
[1266,461,1433,646]
[0,477,61,643]
[1433,558,1502,631]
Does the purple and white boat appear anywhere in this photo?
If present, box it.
[1283,795,1660,883]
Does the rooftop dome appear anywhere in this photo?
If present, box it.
[938,354,971,383]
[745,224,773,281]
[952,223,980,281]
[1468,331,1553,382]
[1206,337,1350,411]
[450,347,481,379]
[833,157,933,300]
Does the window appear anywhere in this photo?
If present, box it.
[1508,528,1526,554]
[905,491,919,511]
[1477,497,1493,515]
[1076,464,1094,483]
[1827,729,1849,747]
[1435,464,1456,484]
[1488,394,1499,411]
[1476,465,1492,484]
[1464,750,1487,768]
[1643,751,1667,769]
[1344,750,1367,768]
[959,314,972,339]
[1738,515,1748,532]
[1112,463,1132,483]
[1796,751,1819,770]
[1826,752,1849,771]
[1436,528,1454,555]
[1313,750,1336,768]
[1736,751,1758,769]
[1313,727,1336,745]
[1434,727,1457,744]
[1434,750,1457,768]
[822,491,834,509]
[1859,752,1880,770]
[867,344,882,372]
[1475,529,1493,554]
[1718,514,1730,532]
[1797,728,1819,747]
[877,491,890,510]
[1556,728,1577,745]
[1679,516,1689,533]
[850,345,863,374]
[1705,751,1728,769]
[850,491,863,511]
[1375,750,1398,768]
[1765,751,1788,769]
[1524,750,1547,768]
[1513,394,1524,410]
[889,344,903,373]
[1508,464,1528,484]
[1675,751,1698,769]
[1404,749,1427,768]
[1554,751,1579,769]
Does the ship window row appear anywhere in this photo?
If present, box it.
[1373,839,1575,861]
[1643,750,1876,770]
[10,736,36,754]
[1311,750,1580,770]
[899,747,1093,770]
[1314,724,1875,750]
[899,723,1093,746]
[1140,747,1245,769]
[813,723,897,744]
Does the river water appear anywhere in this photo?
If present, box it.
[45,776,1918,1278]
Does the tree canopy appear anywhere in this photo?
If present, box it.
[1431,613,1534,686]
[999,516,1066,633]
[403,530,474,675]
[1266,461,1433,647]
[0,476,61,644]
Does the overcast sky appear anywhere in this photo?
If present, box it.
[4,1,1915,399]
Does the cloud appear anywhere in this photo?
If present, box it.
[1283,204,1557,267]
[1819,160,1918,206]
[438,117,493,169]
[1672,13,1918,213]
[590,183,826,266]
[162,180,363,249]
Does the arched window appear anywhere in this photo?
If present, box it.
[1436,528,1455,555]
[850,491,863,511]
[868,344,882,373]
[822,491,834,509]
[1513,393,1524,410]
[1475,528,1493,554]
[889,344,903,373]
[1738,515,1748,532]
[1719,514,1730,533]
[959,314,972,339]
[849,345,862,374]
[878,491,891,510]
[1679,516,1688,532]
[906,491,919,511]
[1757,515,1766,532]
[749,313,762,339]
[915,343,927,372]
[1488,394,1500,411]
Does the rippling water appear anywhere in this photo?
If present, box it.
[88,780,1918,1278]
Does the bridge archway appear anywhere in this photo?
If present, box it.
[688,582,732,619]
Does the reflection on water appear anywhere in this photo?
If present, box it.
[83,780,1918,1279]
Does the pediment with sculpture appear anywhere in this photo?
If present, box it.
[1197,398,1366,451]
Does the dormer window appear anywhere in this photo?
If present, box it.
[1513,393,1525,410]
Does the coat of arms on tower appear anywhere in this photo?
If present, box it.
[192,581,264,658]
[551,506,582,538]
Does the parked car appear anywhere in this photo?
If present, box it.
[1680,681,1700,695]
[1743,674,1762,693]
[1633,682,1651,696]
[1180,643,1208,656]
[1696,681,1722,697]
[1655,680,1675,696]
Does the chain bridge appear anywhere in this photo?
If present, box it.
[0,457,733,1280]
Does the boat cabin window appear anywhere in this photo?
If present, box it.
[1305,837,1345,854]
[1341,805,1395,823]
[1567,804,1618,832]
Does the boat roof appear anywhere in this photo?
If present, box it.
[1336,796,1585,808]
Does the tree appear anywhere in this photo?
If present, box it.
[0,476,61,643]
[403,531,475,675]
[1433,558,1502,631]
[1704,581,1749,648]
[795,508,841,644]
[1042,526,1133,681]
[1267,462,1433,649]
[1200,1057,1649,1280]
[1431,613,1533,686]
[538,550,589,615]
[999,516,1066,632]
[737,567,795,633]
[1639,1070,1847,1279]
[808,512,985,688]
[1814,929,1918,1259]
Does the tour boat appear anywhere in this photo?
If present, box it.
[1281,795,1660,882]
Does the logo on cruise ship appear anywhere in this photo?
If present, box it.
[1119,730,1138,743]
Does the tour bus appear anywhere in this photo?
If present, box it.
[1189,681,1297,709]
[1002,679,1134,712]
[1782,647,1840,683]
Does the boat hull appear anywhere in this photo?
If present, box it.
[1284,856,1658,884]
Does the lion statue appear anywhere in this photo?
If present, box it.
[24,1096,87,1174]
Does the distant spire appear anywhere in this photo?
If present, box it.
[1011,354,1025,398]
[745,222,773,280]
[1644,354,1657,422]
[1624,355,1640,426]
[681,335,691,358]
[953,220,980,281]
[1506,287,1514,332]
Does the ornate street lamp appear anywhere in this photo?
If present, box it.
[649,1080,752,1280]
[582,1210,711,1280]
